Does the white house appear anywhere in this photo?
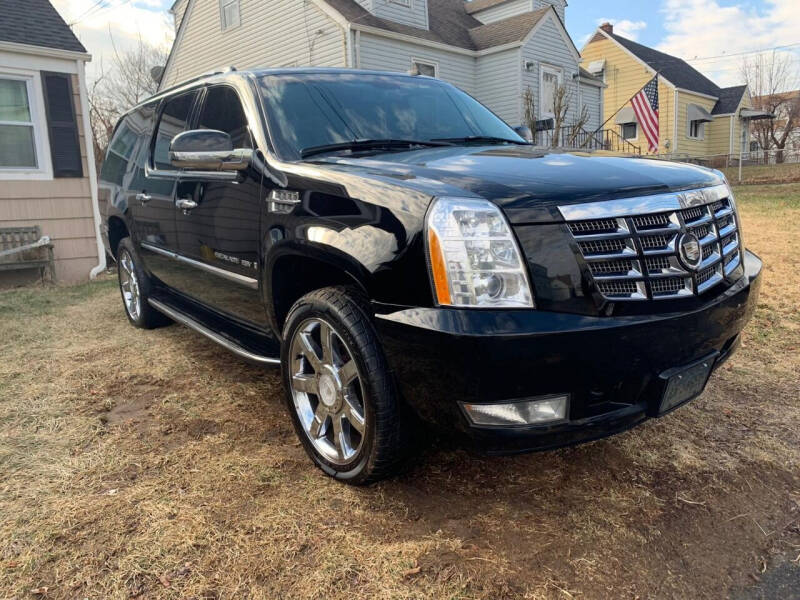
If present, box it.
[0,0,105,284]
[160,0,603,131]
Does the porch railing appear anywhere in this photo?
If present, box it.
[534,127,642,155]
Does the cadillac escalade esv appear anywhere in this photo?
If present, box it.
[99,68,762,484]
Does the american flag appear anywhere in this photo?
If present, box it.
[631,75,659,153]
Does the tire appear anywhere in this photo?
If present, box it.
[281,286,406,484]
[116,237,171,329]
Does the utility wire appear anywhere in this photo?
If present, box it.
[685,42,800,63]
[68,0,109,26]
[69,0,135,26]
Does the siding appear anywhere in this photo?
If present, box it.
[172,0,190,31]
[475,48,520,124]
[677,91,717,158]
[357,32,476,95]
[707,114,732,157]
[161,0,346,88]
[724,92,752,158]
[0,71,97,283]
[471,0,533,24]
[356,0,429,29]
[470,0,564,25]
[533,0,565,23]
[579,82,602,131]
[581,35,675,155]
[521,14,580,124]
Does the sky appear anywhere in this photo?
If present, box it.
[54,0,800,89]
[566,0,800,87]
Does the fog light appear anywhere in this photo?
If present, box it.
[461,395,569,427]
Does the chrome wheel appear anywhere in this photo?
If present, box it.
[289,318,366,465]
[119,249,141,321]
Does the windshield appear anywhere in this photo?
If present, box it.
[258,73,525,160]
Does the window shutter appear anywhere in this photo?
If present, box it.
[41,72,83,178]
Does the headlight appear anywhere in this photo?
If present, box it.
[425,197,534,308]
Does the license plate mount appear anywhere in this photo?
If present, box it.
[658,354,717,416]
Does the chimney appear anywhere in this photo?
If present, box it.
[600,22,614,34]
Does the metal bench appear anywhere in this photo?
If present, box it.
[0,226,56,283]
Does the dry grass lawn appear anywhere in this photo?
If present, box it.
[721,162,800,185]
[1,184,799,599]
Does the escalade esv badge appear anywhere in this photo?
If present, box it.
[100,67,763,484]
[678,232,703,270]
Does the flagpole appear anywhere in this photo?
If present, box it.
[593,73,659,134]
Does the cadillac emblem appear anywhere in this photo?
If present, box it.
[678,232,702,270]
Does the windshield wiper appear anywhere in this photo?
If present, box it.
[432,136,529,146]
[300,139,453,159]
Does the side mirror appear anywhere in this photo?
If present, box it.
[513,126,533,143]
[169,129,252,171]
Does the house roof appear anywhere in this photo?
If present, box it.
[321,0,552,51]
[607,32,719,97]
[464,0,567,14]
[595,30,750,114]
[0,0,87,54]
[713,85,748,115]
[578,67,603,84]
[468,8,550,49]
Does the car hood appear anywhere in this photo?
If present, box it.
[313,145,726,223]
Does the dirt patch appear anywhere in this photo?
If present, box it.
[101,398,153,426]
[185,418,222,439]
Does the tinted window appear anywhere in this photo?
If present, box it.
[196,86,251,148]
[100,118,136,186]
[153,91,196,170]
[259,74,523,159]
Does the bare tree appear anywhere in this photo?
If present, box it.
[89,36,168,169]
[741,51,800,162]
[548,84,590,148]
[550,84,569,147]
[567,105,591,147]
[522,85,537,143]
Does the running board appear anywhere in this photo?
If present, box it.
[148,298,280,366]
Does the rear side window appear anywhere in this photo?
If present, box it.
[152,91,197,170]
[100,118,136,186]
[196,86,252,148]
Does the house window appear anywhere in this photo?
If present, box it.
[220,0,240,30]
[622,122,637,140]
[390,0,411,5]
[540,65,561,119]
[412,60,437,78]
[688,120,705,140]
[0,77,38,169]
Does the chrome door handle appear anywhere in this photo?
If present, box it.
[136,193,152,204]
[176,198,198,214]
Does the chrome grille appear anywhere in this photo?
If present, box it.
[560,184,743,301]
[589,259,637,275]
[579,238,628,255]
[569,218,618,234]
[633,213,670,229]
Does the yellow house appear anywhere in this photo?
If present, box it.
[582,23,753,164]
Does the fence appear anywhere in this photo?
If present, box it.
[534,127,642,155]
[648,149,799,169]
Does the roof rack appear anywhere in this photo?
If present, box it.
[154,66,237,99]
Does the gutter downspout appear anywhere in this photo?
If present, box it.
[673,89,679,158]
[77,59,107,279]
[355,29,361,68]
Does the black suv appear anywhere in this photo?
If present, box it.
[99,69,762,484]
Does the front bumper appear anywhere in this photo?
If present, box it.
[374,250,762,453]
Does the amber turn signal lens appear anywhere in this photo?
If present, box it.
[428,228,451,305]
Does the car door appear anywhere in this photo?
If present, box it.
[172,84,266,327]
[130,91,199,287]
